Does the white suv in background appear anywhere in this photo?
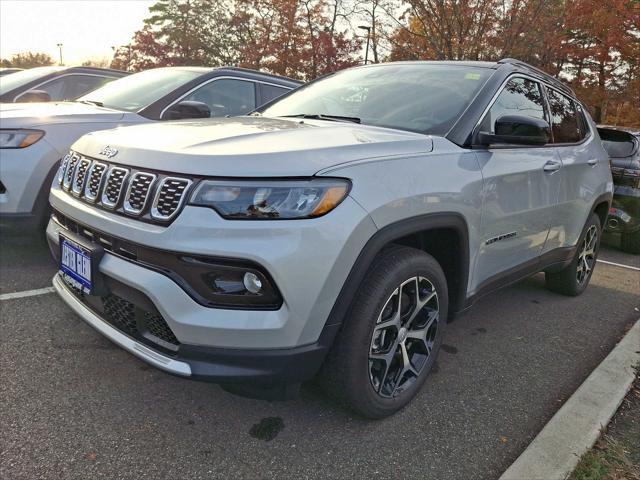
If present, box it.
[0,67,300,229]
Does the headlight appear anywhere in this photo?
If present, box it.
[0,129,45,148]
[190,178,350,219]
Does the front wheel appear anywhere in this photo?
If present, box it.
[319,245,448,419]
[545,213,601,296]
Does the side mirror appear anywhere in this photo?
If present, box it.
[162,101,211,120]
[18,89,51,103]
[477,115,550,146]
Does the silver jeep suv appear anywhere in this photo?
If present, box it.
[47,59,612,418]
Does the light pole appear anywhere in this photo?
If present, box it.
[358,25,371,65]
[56,43,63,65]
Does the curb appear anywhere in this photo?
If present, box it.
[499,318,640,480]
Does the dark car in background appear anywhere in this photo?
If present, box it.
[598,126,640,253]
[0,66,128,103]
[0,68,23,76]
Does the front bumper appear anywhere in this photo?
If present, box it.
[47,184,376,383]
[52,273,339,383]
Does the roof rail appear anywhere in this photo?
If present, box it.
[497,58,574,97]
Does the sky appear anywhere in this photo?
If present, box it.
[0,0,155,65]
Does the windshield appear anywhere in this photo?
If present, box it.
[0,66,65,95]
[260,64,492,135]
[78,68,204,112]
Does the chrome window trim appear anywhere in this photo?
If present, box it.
[100,166,130,209]
[83,161,108,203]
[150,177,193,221]
[13,73,120,102]
[123,172,158,216]
[159,76,292,119]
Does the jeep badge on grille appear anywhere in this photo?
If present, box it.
[99,145,118,158]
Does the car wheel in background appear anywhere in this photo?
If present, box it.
[319,245,448,419]
[546,213,602,296]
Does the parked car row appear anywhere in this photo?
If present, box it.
[0,66,301,228]
[0,58,633,418]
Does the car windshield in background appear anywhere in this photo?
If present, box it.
[261,64,492,135]
[78,68,203,112]
[0,66,65,95]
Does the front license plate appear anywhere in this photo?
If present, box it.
[59,235,95,294]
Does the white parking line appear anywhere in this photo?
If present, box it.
[0,286,55,301]
[597,259,640,272]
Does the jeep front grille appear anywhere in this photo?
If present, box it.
[151,177,192,221]
[58,152,194,224]
[62,154,80,191]
[71,157,91,196]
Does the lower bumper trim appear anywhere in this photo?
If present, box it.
[53,274,192,377]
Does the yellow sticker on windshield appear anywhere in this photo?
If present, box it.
[465,73,481,80]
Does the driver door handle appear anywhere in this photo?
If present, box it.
[587,158,598,166]
[543,160,562,173]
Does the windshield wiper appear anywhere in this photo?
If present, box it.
[77,100,104,107]
[281,113,361,124]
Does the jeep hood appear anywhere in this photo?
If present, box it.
[72,116,433,176]
[0,101,126,128]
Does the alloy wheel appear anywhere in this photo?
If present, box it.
[369,276,439,398]
[577,225,598,285]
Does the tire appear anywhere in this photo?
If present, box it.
[318,245,448,419]
[620,231,640,254]
[545,213,601,296]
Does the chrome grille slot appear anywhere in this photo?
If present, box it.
[151,177,192,221]
[84,161,107,202]
[57,154,71,185]
[123,172,157,215]
[62,154,80,191]
[101,166,129,208]
[71,157,91,196]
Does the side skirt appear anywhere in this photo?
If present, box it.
[459,246,576,311]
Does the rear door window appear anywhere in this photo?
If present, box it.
[546,89,581,143]
[183,78,256,117]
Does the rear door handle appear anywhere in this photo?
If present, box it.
[587,158,598,166]
[543,160,562,173]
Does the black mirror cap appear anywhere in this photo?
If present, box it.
[162,101,211,120]
[19,89,51,103]
[478,115,551,146]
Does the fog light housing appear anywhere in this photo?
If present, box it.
[189,257,281,309]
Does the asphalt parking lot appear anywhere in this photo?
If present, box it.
[1,231,638,480]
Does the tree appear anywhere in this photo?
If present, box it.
[111,25,172,71]
[232,0,361,80]
[0,52,54,68]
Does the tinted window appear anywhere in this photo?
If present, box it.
[547,89,581,143]
[183,78,256,117]
[261,84,290,104]
[0,66,64,95]
[261,65,492,135]
[79,68,203,112]
[35,74,112,101]
[480,77,545,133]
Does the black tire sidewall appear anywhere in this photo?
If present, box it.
[331,246,448,418]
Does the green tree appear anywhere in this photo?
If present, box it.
[0,52,54,68]
[143,0,238,66]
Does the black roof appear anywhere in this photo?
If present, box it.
[63,66,129,76]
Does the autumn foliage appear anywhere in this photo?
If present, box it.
[111,0,640,127]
